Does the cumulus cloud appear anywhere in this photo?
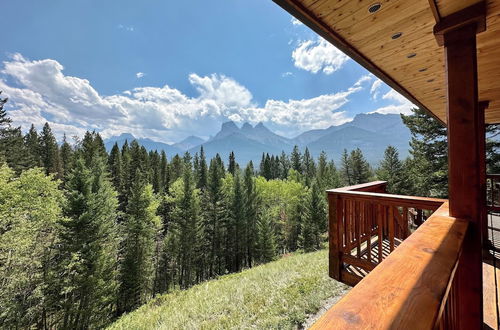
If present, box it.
[370,89,415,115]
[292,37,349,75]
[136,72,144,78]
[0,53,369,141]
[370,79,382,100]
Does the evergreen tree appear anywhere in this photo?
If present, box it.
[401,107,448,197]
[279,151,290,179]
[290,145,302,173]
[58,156,119,329]
[256,216,276,263]
[108,143,123,201]
[349,148,371,184]
[24,124,41,168]
[229,171,245,272]
[160,150,169,193]
[300,179,327,252]
[228,151,237,175]
[340,149,352,185]
[377,146,408,194]
[197,146,208,190]
[40,123,61,177]
[119,173,160,313]
[60,134,74,181]
[202,157,226,277]
[302,147,316,186]
[243,162,258,267]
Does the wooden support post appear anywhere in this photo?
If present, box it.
[328,193,340,280]
[479,101,489,247]
[437,6,486,326]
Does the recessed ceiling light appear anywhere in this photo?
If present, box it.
[419,68,428,72]
[368,3,381,13]
[407,53,417,58]
[391,32,403,40]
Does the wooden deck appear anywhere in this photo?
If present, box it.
[484,213,500,329]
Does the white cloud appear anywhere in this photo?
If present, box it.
[136,72,144,78]
[0,54,369,141]
[292,37,349,75]
[370,79,382,100]
[370,89,415,115]
[291,17,303,26]
[281,71,293,78]
[118,24,134,32]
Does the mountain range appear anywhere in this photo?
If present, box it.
[104,113,411,166]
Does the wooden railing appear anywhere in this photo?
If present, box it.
[313,201,469,329]
[327,181,446,285]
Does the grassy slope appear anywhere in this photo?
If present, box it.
[109,250,348,330]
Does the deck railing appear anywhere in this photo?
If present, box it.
[312,201,468,329]
[327,181,446,285]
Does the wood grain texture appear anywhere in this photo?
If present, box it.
[311,202,469,330]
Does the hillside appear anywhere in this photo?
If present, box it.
[108,250,348,330]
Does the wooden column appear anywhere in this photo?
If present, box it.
[435,3,486,328]
[478,101,489,246]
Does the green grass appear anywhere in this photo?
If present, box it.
[108,250,348,330]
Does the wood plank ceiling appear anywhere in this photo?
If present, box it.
[273,0,500,124]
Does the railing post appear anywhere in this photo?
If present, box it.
[328,192,341,280]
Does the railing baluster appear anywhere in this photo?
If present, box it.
[356,201,361,258]
[367,202,372,263]
[389,206,395,252]
[377,204,383,263]
[403,206,409,238]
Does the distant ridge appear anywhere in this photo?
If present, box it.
[104,113,411,165]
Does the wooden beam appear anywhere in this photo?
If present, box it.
[428,0,441,23]
[434,1,487,46]
[442,14,484,328]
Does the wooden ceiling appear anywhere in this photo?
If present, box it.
[273,0,500,124]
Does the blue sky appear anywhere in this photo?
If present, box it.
[1,0,412,143]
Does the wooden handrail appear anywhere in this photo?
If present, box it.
[312,202,469,329]
[328,190,446,210]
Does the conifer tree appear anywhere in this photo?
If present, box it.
[228,151,236,175]
[119,172,160,313]
[229,170,245,271]
[256,216,276,263]
[377,146,408,194]
[197,146,208,190]
[340,149,352,185]
[58,155,119,328]
[40,123,61,177]
[160,150,169,193]
[279,151,290,179]
[25,124,41,168]
[290,145,302,173]
[202,157,226,277]
[108,143,123,198]
[401,108,448,197]
[59,134,74,181]
[349,148,371,184]
[300,179,327,251]
[174,164,203,287]
[302,147,316,186]
[243,162,258,267]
